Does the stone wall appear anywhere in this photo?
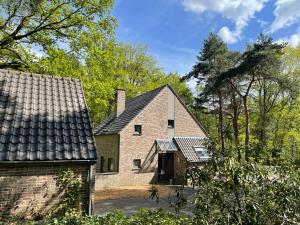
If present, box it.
[0,164,92,217]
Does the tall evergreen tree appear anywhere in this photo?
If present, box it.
[214,34,286,161]
[183,33,236,154]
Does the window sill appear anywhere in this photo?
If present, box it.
[133,133,142,136]
[96,172,119,175]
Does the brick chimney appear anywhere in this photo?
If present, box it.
[115,89,126,117]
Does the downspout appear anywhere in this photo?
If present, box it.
[88,164,93,215]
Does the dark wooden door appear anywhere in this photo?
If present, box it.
[158,153,174,182]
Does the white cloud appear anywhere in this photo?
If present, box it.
[277,30,300,47]
[218,26,241,44]
[257,18,268,28]
[181,0,268,43]
[269,0,300,33]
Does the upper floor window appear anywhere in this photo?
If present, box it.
[134,125,142,135]
[168,120,174,128]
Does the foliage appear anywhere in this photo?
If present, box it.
[0,209,192,225]
[188,33,300,164]
[0,0,115,69]
[54,168,83,215]
[190,153,300,224]
[28,42,193,125]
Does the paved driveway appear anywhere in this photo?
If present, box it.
[94,186,196,216]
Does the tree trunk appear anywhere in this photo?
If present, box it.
[243,96,250,161]
[232,93,241,161]
[218,90,225,154]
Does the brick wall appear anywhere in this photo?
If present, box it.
[115,88,168,187]
[95,86,206,189]
[173,151,187,184]
[174,96,205,137]
[0,164,92,217]
[95,135,119,173]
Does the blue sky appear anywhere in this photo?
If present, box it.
[112,0,300,78]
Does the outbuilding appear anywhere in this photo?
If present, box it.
[0,70,97,217]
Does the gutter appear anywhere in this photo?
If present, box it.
[0,160,97,166]
[87,164,93,215]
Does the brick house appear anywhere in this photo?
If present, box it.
[0,70,97,216]
[94,85,210,189]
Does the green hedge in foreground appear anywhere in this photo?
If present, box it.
[0,209,192,225]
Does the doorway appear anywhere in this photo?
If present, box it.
[158,153,174,182]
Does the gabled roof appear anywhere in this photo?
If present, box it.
[0,69,97,162]
[174,136,208,162]
[94,85,208,136]
[94,85,166,135]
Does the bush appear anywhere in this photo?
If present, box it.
[190,156,300,225]
[0,209,192,225]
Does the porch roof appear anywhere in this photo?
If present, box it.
[156,139,178,152]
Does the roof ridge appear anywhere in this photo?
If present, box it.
[0,69,81,82]
[126,84,168,103]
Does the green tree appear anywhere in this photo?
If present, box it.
[29,40,193,125]
[214,34,285,161]
[183,33,234,154]
[0,0,115,69]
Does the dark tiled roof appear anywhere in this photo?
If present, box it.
[0,70,97,162]
[94,85,166,135]
[174,137,207,162]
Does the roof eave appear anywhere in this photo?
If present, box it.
[0,159,98,166]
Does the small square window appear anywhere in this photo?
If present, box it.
[168,120,174,128]
[133,159,141,170]
[134,125,142,135]
[107,158,114,172]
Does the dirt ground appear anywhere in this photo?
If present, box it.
[94,185,197,215]
[94,185,176,202]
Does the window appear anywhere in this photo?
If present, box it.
[133,159,141,170]
[168,120,174,128]
[134,125,142,135]
[194,147,210,159]
[107,158,114,172]
[100,157,105,173]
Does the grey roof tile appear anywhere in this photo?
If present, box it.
[94,85,166,135]
[173,137,207,163]
[0,69,97,162]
